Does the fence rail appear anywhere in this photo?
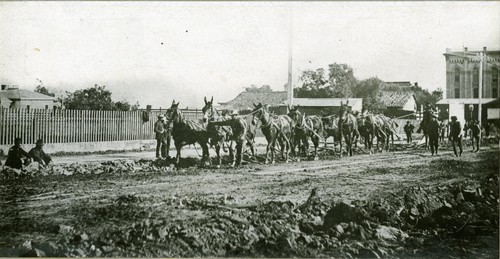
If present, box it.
[0,108,203,145]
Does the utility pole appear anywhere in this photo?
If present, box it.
[478,51,483,127]
[287,8,293,106]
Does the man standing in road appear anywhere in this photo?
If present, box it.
[162,115,172,159]
[154,114,166,159]
[29,139,52,167]
[449,116,463,157]
[5,138,30,169]
[470,120,481,152]
[404,121,414,144]
[428,113,440,156]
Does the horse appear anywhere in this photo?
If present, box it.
[287,105,323,161]
[321,111,341,156]
[338,101,360,157]
[251,102,293,164]
[377,114,400,152]
[202,96,234,167]
[166,100,210,166]
[357,110,387,154]
[202,97,250,167]
[416,109,432,148]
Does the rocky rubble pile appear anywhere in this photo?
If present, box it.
[0,159,188,179]
[8,174,498,258]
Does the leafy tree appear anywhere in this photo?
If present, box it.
[245,85,273,93]
[295,68,328,98]
[352,77,386,112]
[431,88,443,101]
[295,63,356,98]
[64,84,116,110]
[34,79,55,97]
[327,63,356,98]
[410,84,441,107]
[34,85,55,97]
[114,101,131,111]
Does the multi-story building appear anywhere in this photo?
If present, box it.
[444,47,500,99]
[438,47,500,124]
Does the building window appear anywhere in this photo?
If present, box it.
[454,67,460,98]
[473,67,479,98]
[493,68,499,98]
[473,88,479,98]
[454,68,460,85]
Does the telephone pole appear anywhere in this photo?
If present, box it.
[287,8,293,106]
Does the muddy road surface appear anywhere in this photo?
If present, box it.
[0,147,498,258]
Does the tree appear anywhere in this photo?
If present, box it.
[295,68,328,98]
[294,63,356,98]
[64,84,116,110]
[34,85,55,97]
[327,63,356,98]
[431,88,443,101]
[352,77,386,112]
[34,79,55,97]
[245,85,273,93]
[114,101,131,111]
[411,84,441,107]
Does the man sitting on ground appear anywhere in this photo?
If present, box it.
[5,138,30,169]
[29,139,52,167]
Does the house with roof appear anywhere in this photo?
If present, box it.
[0,85,57,109]
[379,89,418,118]
[218,86,362,116]
[218,90,288,111]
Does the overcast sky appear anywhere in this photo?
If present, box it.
[1,1,499,109]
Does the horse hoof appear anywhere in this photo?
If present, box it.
[313,156,319,161]
[216,165,221,169]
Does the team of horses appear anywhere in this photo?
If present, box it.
[164,98,403,167]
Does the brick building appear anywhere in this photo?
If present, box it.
[444,47,500,99]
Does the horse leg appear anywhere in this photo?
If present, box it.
[312,135,319,160]
[270,140,277,164]
[232,141,241,167]
[215,142,222,168]
[265,142,270,164]
[175,145,182,166]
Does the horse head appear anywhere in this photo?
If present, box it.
[251,102,264,125]
[202,96,216,122]
[168,100,181,123]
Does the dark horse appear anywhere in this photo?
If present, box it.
[417,109,432,148]
[321,111,341,156]
[288,105,323,161]
[338,101,360,157]
[166,100,210,166]
[251,103,293,164]
[202,97,250,167]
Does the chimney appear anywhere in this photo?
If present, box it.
[445,48,451,53]
[1,85,6,90]
[464,47,468,52]
[414,82,418,87]
[483,46,487,51]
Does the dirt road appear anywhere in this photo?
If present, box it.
[0,147,498,258]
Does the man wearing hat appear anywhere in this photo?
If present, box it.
[403,121,414,144]
[449,116,463,156]
[154,114,166,158]
[29,139,52,166]
[5,138,30,169]
[428,112,440,155]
